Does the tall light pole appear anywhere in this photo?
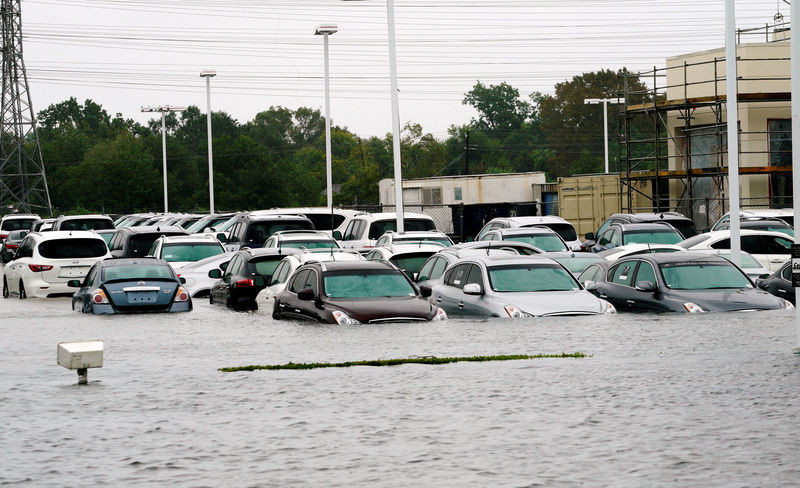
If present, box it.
[342,0,404,232]
[725,0,741,268]
[315,25,337,210]
[200,70,216,214]
[584,98,623,173]
[141,105,186,213]
[791,0,800,352]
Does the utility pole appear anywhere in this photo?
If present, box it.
[0,0,52,215]
[465,129,470,175]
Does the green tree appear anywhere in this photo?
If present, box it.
[462,81,532,137]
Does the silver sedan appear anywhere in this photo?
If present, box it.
[426,255,616,318]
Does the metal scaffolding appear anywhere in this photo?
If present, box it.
[0,0,51,215]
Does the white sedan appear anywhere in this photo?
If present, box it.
[3,231,111,298]
[677,229,792,272]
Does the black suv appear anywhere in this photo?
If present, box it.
[108,225,188,258]
[224,214,314,252]
[591,222,684,253]
[208,247,300,310]
[583,212,697,250]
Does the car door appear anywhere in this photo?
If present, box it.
[459,264,492,317]
[75,264,99,312]
[763,235,792,272]
[4,236,34,292]
[276,269,318,321]
[625,260,670,312]
[213,254,241,304]
[767,262,793,301]
[433,263,471,317]
[599,260,639,310]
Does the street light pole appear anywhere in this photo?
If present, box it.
[200,70,216,214]
[141,105,186,213]
[791,0,800,352]
[725,0,741,268]
[315,25,338,210]
[584,98,623,173]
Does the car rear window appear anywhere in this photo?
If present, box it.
[530,223,577,243]
[37,238,107,259]
[667,220,698,238]
[250,256,284,277]
[162,243,224,262]
[281,240,339,249]
[389,252,435,276]
[129,233,184,256]
[103,265,174,281]
[58,218,114,231]
[247,220,314,242]
[623,230,682,245]
[1,218,37,231]
[303,214,346,231]
[368,219,436,240]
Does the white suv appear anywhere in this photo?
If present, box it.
[337,212,438,253]
[475,216,581,250]
[1,213,40,242]
[148,234,226,269]
[2,230,111,298]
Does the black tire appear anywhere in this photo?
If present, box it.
[2,277,8,298]
[18,280,26,299]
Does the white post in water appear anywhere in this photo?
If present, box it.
[725,0,741,268]
[792,0,800,352]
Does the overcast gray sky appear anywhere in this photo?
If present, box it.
[23,0,785,138]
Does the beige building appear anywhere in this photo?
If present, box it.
[379,172,549,206]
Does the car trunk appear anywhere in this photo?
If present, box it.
[103,280,177,311]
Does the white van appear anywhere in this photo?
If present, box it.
[337,212,438,253]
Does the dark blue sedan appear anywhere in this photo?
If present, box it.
[69,257,192,314]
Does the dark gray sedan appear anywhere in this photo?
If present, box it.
[756,261,795,305]
[580,251,793,313]
[428,255,616,318]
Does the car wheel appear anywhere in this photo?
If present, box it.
[18,280,26,299]
[2,277,8,298]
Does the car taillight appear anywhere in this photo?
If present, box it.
[5,243,18,250]
[174,287,189,302]
[28,264,54,272]
[92,289,108,304]
[235,279,254,288]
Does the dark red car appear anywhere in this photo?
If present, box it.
[272,260,447,324]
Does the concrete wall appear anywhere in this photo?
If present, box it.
[379,172,547,205]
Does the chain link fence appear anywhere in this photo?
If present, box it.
[629,197,784,232]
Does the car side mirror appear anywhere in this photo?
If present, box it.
[208,269,222,279]
[19,231,27,238]
[755,278,768,289]
[254,276,267,287]
[67,279,82,288]
[463,283,483,295]
[297,288,315,301]
[635,280,656,293]
[583,280,597,291]
[419,285,432,298]
[332,230,342,240]
[584,232,595,240]
[179,277,187,284]
[216,233,227,243]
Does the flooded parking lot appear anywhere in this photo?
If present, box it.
[2,290,799,486]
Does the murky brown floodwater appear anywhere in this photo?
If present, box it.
[2,275,799,486]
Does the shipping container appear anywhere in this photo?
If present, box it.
[558,174,653,236]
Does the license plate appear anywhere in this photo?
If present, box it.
[58,266,87,278]
[127,291,156,303]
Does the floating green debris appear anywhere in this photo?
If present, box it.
[219,353,587,372]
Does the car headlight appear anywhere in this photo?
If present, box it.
[504,304,531,318]
[683,302,704,313]
[601,300,616,314]
[780,299,794,310]
[332,310,361,325]
[432,307,448,321]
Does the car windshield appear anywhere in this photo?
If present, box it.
[59,218,113,231]
[389,252,434,276]
[624,230,682,245]
[96,232,114,245]
[1,218,36,231]
[161,243,224,262]
[659,261,752,289]
[103,265,174,281]
[715,253,763,269]
[324,270,417,298]
[251,257,283,277]
[185,215,231,234]
[38,238,107,259]
[742,223,794,236]
[504,234,567,251]
[394,236,452,247]
[488,264,580,292]
[553,256,606,274]
[281,240,338,249]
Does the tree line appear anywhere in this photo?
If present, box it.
[34,68,652,215]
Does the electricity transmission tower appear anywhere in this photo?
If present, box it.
[0,0,51,215]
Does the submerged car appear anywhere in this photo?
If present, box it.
[428,255,616,318]
[539,251,607,277]
[756,261,795,305]
[1,229,28,263]
[258,249,365,304]
[177,252,232,298]
[365,242,446,280]
[147,234,226,268]
[582,251,792,313]
[209,248,301,310]
[69,258,192,314]
[273,260,447,324]
[479,227,569,252]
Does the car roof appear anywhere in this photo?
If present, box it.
[56,214,112,220]
[352,212,433,221]
[243,214,313,222]
[540,251,606,259]
[239,247,302,258]
[490,215,569,225]
[376,243,447,255]
[491,226,559,235]
[695,229,792,239]
[271,230,332,239]
[2,213,40,220]
[157,234,221,243]
[614,250,731,264]
[611,212,691,221]
[99,257,171,267]
[251,207,360,216]
[291,249,364,263]
[613,222,678,231]
[463,255,560,267]
[118,225,187,234]
[29,230,106,241]
[305,260,398,272]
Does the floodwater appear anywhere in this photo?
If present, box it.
[2,288,799,486]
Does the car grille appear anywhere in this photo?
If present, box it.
[368,317,428,324]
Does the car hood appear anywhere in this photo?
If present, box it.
[666,288,785,312]
[500,289,605,316]
[326,296,436,323]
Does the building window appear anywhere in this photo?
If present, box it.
[454,187,463,201]
[422,187,442,205]
[769,119,791,207]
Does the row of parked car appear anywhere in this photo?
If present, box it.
[0,207,797,321]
